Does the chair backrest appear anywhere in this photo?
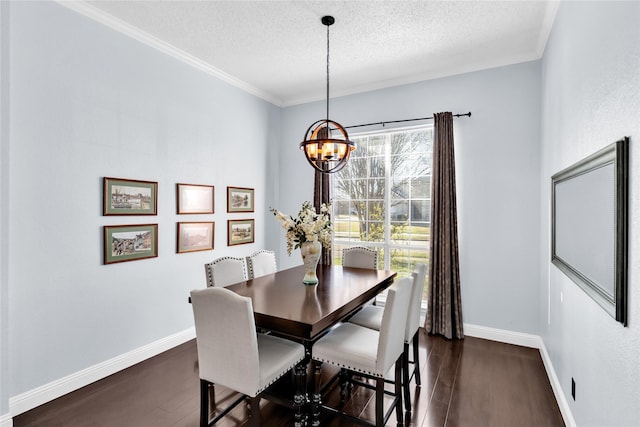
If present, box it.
[406,263,427,341]
[342,246,378,269]
[204,256,248,287]
[376,276,413,374]
[190,287,260,396]
[246,250,277,279]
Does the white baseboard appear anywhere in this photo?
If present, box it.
[538,339,577,427]
[464,322,541,348]
[7,323,575,427]
[0,412,12,427]
[8,327,195,417]
[464,323,575,427]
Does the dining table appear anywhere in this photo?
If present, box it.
[224,263,397,426]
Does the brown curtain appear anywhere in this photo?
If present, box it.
[314,170,332,265]
[425,112,464,339]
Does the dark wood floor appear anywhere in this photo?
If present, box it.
[14,330,564,427]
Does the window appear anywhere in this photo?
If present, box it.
[332,125,432,302]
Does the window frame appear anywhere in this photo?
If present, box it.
[331,124,432,311]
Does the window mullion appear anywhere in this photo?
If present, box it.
[384,134,391,270]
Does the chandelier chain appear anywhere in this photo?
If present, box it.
[299,15,355,174]
[326,22,330,121]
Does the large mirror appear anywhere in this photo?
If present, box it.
[551,137,629,325]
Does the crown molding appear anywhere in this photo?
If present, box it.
[284,53,541,108]
[55,1,284,107]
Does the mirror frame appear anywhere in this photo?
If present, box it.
[551,137,629,325]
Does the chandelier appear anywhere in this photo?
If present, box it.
[300,16,356,174]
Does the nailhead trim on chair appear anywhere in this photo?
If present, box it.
[246,250,277,280]
[311,356,385,378]
[204,256,248,287]
[342,246,379,270]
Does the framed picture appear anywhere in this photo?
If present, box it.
[177,183,214,214]
[104,177,158,216]
[227,186,254,213]
[177,221,214,253]
[227,219,254,246]
[104,224,158,264]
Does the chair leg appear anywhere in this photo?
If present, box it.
[403,343,411,411]
[395,359,404,426]
[199,379,209,427]
[208,383,216,408]
[375,377,385,427]
[311,360,323,427]
[413,332,421,386]
[248,396,261,427]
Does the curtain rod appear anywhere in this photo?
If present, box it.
[345,111,472,130]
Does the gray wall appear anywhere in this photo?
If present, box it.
[275,60,542,335]
[4,1,639,425]
[540,2,640,426]
[0,0,9,417]
[6,1,279,401]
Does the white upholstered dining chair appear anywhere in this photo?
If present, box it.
[342,246,379,269]
[204,256,248,287]
[311,276,413,426]
[190,287,305,427]
[246,250,277,279]
[347,263,427,411]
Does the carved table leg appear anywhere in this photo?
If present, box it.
[339,368,348,403]
[294,361,307,427]
[311,359,322,427]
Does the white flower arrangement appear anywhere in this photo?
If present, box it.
[270,201,333,255]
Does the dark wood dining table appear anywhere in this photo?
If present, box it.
[224,263,397,426]
[226,263,397,341]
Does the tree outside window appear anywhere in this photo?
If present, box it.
[332,126,432,302]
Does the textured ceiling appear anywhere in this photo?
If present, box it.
[69,1,558,107]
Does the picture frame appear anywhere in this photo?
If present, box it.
[104,224,158,264]
[104,177,158,216]
[227,219,254,246]
[551,137,629,325]
[177,221,214,253]
[177,183,214,214]
[227,186,254,213]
